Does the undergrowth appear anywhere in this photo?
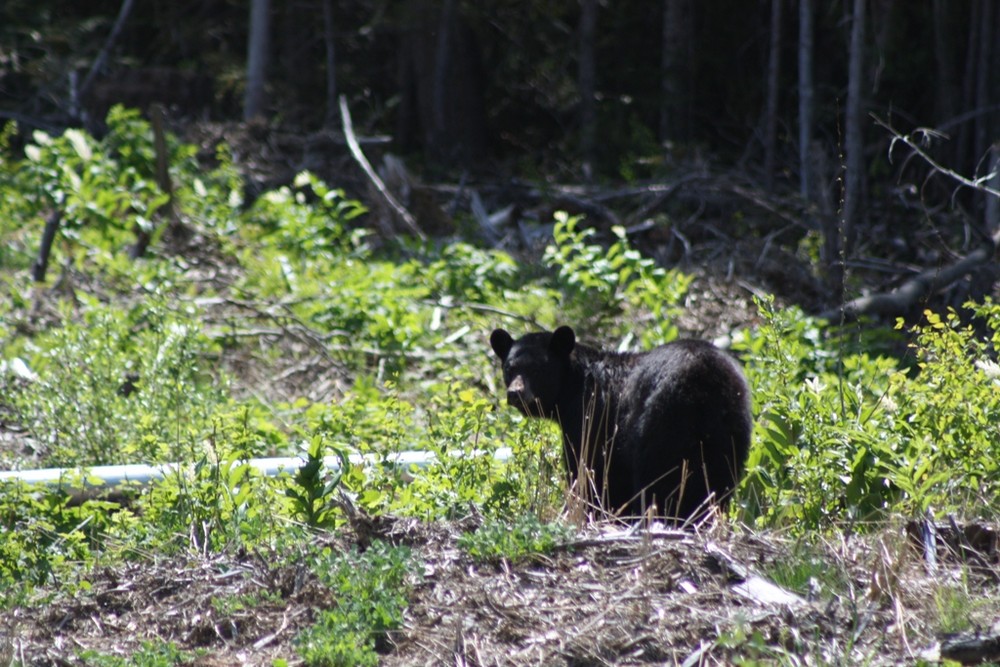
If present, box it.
[0,108,999,662]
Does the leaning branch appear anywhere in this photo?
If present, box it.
[820,116,1000,322]
[338,95,425,240]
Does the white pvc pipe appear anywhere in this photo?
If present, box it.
[0,448,513,491]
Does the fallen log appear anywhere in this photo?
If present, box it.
[819,229,1000,323]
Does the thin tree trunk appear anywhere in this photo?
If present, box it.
[957,0,982,174]
[432,0,456,149]
[579,0,598,181]
[322,0,337,127]
[798,0,814,202]
[244,0,271,120]
[842,0,866,262]
[33,210,62,283]
[931,0,956,124]
[763,0,783,191]
[660,0,691,145]
[974,0,993,204]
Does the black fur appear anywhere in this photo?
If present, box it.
[489,326,752,521]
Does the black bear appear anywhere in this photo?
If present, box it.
[489,326,752,521]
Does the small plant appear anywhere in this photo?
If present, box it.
[285,436,348,529]
[543,212,692,346]
[78,640,199,666]
[297,540,417,667]
[458,514,574,564]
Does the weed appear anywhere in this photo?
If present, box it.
[296,540,417,667]
[284,436,348,529]
[544,212,692,346]
[78,640,200,666]
[458,514,574,564]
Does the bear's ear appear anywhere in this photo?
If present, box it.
[490,329,514,360]
[550,326,576,357]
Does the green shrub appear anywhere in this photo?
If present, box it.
[9,297,224,466]
[543,212,692,346]
[736,296,1000,530]
[297,541,416,667]
[458,514,574,564]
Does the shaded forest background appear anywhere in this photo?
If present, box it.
[3,0,1000,317]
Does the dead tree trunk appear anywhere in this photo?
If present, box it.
[322,0,337,127]
[838,0,866,296]
[244,0,271,120]
[763,0,783,191]
[798,0,814,202]
[660,0,692,145]
[579,0,598,181]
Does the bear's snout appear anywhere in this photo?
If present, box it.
[506,375,536,410]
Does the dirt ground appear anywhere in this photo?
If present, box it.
[4,512,999,666]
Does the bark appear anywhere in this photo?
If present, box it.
[841,0,866,270]
[244,0,271,120]
[763,0,783,191]
[322,0,337,127]
[32,210,62,283]
[957,0,982,174]
[798,0,814,201]
[660,0,692,144]
[579,0,599,181]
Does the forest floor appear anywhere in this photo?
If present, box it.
[4,121,1000,665]
[7,512,1000,665]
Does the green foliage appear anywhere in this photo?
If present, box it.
[284,436,347,529]
[78,641,200,666]
[135,412,289,553]
[0,478,126,597]
[543,212,692,346]
[8,297,224,466]
[19,107,174,257]
[458,514,574,564]
[736,296,1000,530]
[297,541,416,667]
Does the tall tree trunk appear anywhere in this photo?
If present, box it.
[763,0,783,191]
[322,0,337,127]
[957,0,982,175]
[660,0,692,145]
[432,0,456,147]
[931,0,956,125]
[974,0,994,217]
[579,0,598,181]
[244,0,271,120]
[798,0,814,202]
[842,0,866,265]
[986,144,1000,236]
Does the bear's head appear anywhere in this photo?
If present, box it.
[489,326,576,418]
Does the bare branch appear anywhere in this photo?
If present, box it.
[874,114,1000,199]
[339,95,425,240]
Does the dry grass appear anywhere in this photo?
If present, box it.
[4,515,998,665]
